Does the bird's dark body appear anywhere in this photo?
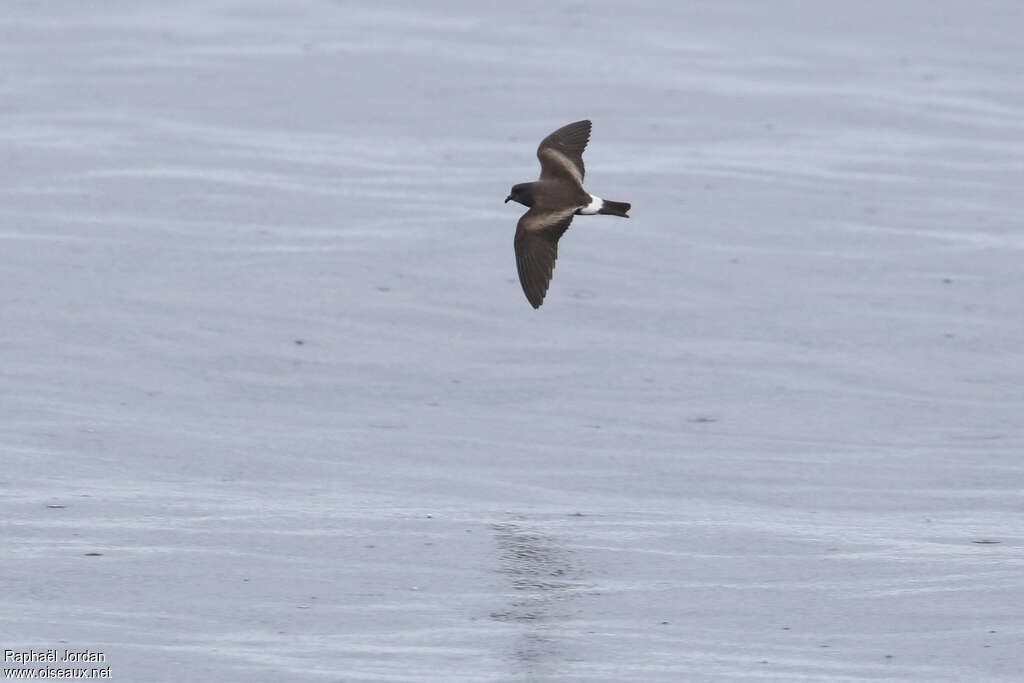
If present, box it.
[507,181,589,211]
[505,120,631,308]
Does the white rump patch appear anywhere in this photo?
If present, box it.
[578,194,603,215]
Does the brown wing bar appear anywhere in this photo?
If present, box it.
[513,208,576,308]
[537,120,591,186]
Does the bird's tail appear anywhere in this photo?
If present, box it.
[598,199,630,217]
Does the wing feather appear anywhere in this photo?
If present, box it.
[513,208,576,308]
[537,120,591,186]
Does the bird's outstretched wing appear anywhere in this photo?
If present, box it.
[513,207,577,308]
[536,120,591,187]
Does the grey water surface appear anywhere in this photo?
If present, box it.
[3,1,1024,681]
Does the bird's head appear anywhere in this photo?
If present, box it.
[504,183,533,207]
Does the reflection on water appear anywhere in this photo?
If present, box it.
[490,520,587,676]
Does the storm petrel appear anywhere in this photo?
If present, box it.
[505,119,630,309]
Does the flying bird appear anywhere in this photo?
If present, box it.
[505,120,630,308]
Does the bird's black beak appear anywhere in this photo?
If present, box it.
[504,194,512,203]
